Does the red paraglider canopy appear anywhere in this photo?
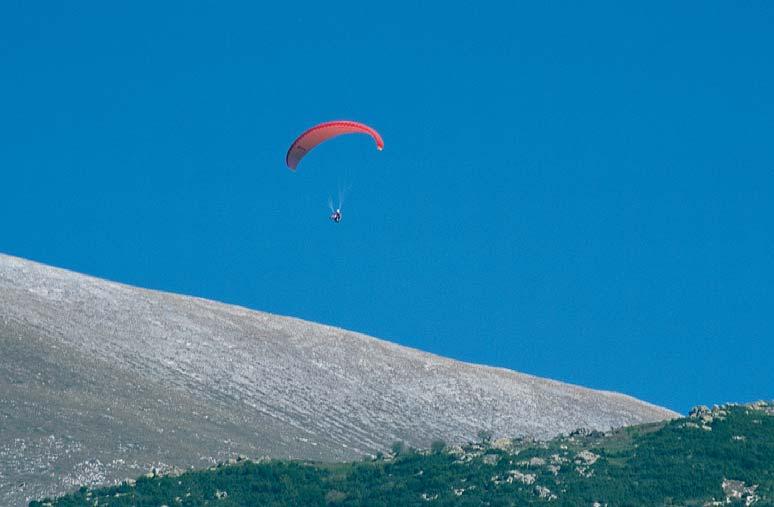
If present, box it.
[286,120,384,170]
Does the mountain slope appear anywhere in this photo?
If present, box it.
[36,402,774,507]
[0,253,676,506]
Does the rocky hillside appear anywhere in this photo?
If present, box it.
[0,253,676,506]
[35,401,774,506]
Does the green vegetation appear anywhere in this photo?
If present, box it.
[33,402,774,506]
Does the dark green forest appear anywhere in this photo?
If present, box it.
[33,402,774,506]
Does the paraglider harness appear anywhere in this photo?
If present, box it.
[330,209,342,223]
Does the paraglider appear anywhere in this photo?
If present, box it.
[286,120,383,171]
[285,120,383,222]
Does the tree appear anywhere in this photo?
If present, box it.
[431,440,447,454]
[391,441,405,456]
[477,429,493,445]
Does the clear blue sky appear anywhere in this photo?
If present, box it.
[2,2,772,413]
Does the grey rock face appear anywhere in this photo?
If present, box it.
[0,253,677,506]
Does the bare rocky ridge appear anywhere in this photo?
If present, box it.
[0,253,677,506]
